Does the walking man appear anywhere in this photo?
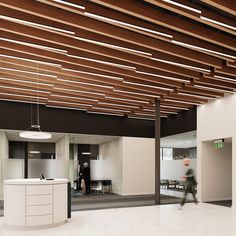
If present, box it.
[179,158,198,209]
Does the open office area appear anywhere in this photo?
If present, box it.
[0,0,235,235]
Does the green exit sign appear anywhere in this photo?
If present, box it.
[213,139,224,148]
[213,143,224,148]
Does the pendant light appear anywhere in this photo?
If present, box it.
[19,63,51,140]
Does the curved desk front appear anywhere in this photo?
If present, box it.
[4,178,68,229]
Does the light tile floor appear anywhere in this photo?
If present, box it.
[1,203,236,236]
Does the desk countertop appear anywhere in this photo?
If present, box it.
[4,178,68,185]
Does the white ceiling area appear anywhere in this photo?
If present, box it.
[5,129,196,147]
[161,131,196,148]
[5,130,118,145]
[69,134,118,145]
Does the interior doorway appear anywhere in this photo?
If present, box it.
[201,137,232,207]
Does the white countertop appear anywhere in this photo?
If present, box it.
[4,178,68,185]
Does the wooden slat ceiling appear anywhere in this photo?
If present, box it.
[0,0,235,120]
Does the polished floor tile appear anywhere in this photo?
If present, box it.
[0,203,235,236]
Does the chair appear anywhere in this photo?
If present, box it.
[101,180,112,194]
[91,180,102,194]
[160,179,169,189]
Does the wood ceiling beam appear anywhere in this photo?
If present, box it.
[0,94,47,104]
[144,0,236,36]
[0,0,225,67]
[89,0,236,50]
[215,65,236,77]
[2,5,234,62]
[0,20,214,77]
[200,0,236,16]
[1,45,186,88]
[165,93,208,104]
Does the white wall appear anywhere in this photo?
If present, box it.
[197,94,236,207]
[161,159,197,181]
[201,141,232,201]
[122,137,155,195]
[92,138,122,194]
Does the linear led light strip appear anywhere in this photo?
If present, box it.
[57,78,113,89]
[193,85,235,94]
[0,97,46,105]
[46,105,87,111]
[136,70,189,82]
[98,102,139,109]
[200,16,236,31]
[105,96,149,104]
[128,116,155,121]
[178,92,218,100]
[92,106,130,113]
[135,112,155,116]
[48,100,92,107]
[61,68,123,81]
[162,0,202,14]
[164,98,203,105]
[151,57,210,73]
[87,111,124,117]
[172,40,236,60]
[1,54,62,67]
[0,67,57,78]
[84,12,173,38]
[160,105,189,110]
[0,38,67,54]
[67,54,136,70]
[0,92,48,100]
[52,0,85,10]
[0,77,53,87]
[0,85,50,94]
[114,89,160,98]
[162,2,234,31]
[74,36,152,57]
[214,75,236,83]
[50,94,98,102]
[123,80,173,91]
[143,109,178,114]
[0,15,75,35]
[54,87,105,96]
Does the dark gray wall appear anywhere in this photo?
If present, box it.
[0,101,196,138]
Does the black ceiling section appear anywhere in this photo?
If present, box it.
[0,101,196,138]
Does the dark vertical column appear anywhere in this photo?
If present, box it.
[24,142,28,178]
[155,99,160,204]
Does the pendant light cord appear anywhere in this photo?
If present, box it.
[37,63,40,130]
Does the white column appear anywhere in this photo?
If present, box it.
[0,131,9,200]
[55,135,70,179]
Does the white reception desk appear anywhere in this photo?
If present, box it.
[4,178,68,229]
